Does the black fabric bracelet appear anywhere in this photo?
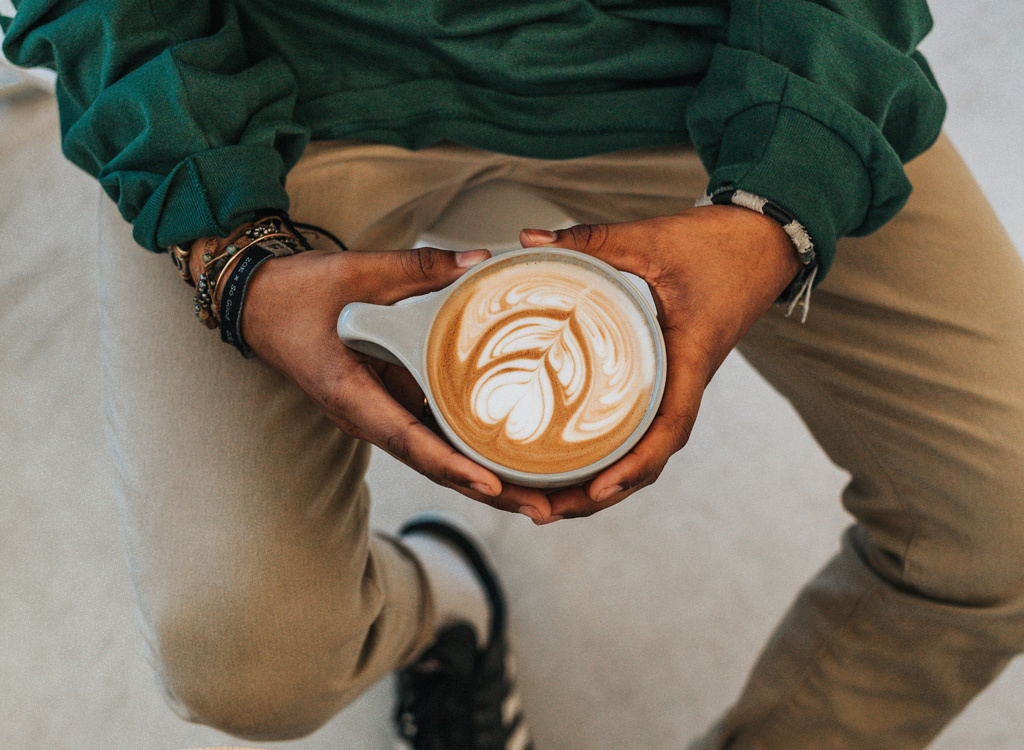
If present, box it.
[702,188,816,267]
[218,244,275,358]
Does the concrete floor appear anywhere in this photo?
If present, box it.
[1,2,1022,748]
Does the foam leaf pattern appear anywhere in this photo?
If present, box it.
[471,317,586,443]
[457,274,651,445]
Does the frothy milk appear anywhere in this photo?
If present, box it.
[426,255,657,475]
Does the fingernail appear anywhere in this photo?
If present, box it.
[522,229,558,245]
[518,506,541,522]
[455,249,488,268]
[594,484,622,502]
[471,482,498,497]
[535,515,564,526]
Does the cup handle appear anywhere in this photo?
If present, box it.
[336,292,442,374]
[336,302,404,365]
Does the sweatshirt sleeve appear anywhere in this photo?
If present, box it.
[1,0,310,251]
[685,0,947,283]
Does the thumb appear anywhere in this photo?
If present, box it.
[519,223,648,279]
[364,246,490,305]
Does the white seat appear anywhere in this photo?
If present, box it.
[416,178,658,311]
[415,179,576,253]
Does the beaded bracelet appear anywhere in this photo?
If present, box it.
[185,216,304,328]
[168,212,348,356]
[203,230,302,327]
[167,211,315,289]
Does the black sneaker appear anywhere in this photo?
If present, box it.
[395,513,534,750]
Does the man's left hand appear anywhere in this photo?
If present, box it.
[518,205,802,520]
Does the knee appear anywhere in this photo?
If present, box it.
[934,496,1024,607]
[149,589,373,741]
[877,479,1024,608]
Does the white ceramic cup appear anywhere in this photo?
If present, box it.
[337,248,667,488]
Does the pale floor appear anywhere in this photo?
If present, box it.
[1,2,1023,747]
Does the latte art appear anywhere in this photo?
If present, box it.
[465,279,640,445]
[427,256,657,475]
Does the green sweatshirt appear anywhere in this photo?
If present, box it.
[1,1,945,282]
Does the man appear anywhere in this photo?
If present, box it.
[4,1,1023,748]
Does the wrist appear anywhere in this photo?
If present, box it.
[740,208,802,285]
[696,187,819,319]
[191,219,304,328]
[693,204,802,297]
[236,251,286,358]
[170,213,310,356]
[217,244,283,357]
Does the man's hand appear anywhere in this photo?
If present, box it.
[191,241,555,521]
[519,205,801,520]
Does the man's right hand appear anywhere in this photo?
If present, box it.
[214,244,555,521]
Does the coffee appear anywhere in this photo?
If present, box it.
[426,253,657,475]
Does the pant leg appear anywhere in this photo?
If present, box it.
[689,133,1024,749]
[507,143,707,225]
[100,140,506,741]
[285,138,512,251]
[512,135,1024,748]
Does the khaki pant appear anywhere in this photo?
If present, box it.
[99,133,1024,747]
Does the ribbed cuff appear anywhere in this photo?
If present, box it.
[703,102,872,286]
[128,144,292,252]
